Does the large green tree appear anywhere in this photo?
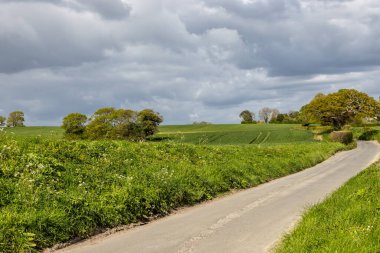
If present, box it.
[239,110,255,124]
[7,111,25,127]
[61,113,87,138]
[137,109,163,137]
[301,89,380,129]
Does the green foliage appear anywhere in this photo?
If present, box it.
[137,109,163,137]
[0,115,6,127]
[154,124,314,145]
[301,89,380,129]
[272,111,301,124]
[358,128,379,141]
[239,110,255,124]
[63,108,163,141]
[7,111,25,127]
[0,135,347,252]
[329,131,353,144]
[276,162,380,253]
[61,113,87,139]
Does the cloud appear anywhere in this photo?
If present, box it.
[0,0,379,125]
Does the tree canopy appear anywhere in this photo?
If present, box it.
[259,107,279,123]
[6,111,25,127]
[61,113,87,138]
[239,110,255,124]
[300,89,380,129]
[62,108,163,140]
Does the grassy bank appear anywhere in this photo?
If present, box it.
[0,134,347,252]
[276,162,380,252]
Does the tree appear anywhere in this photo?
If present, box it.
[259,107,279,123]
[64,107,163,140]
[300,89,380,129]
[7,111,25,127]
[137,109,163,137]
[61,113,87,138]
[275,113,285,123]
[110,109,139,139]
[86,107,117,139]
[239,110,255,124]
[0,116,6,127]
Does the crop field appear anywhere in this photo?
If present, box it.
[2,126,64,140]
[3,124,314,145]
[276,161,380,252]
[153,124,314,145]
[0,131,347,252]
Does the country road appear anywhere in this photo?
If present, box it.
[54,141,380,253]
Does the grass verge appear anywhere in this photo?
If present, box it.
[0,134,348,252]
[275,161,380,253]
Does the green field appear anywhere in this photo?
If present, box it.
[2,126,64,140]
[2,124,314,145]
[276,161,380,252]
[0,132,347,252]
[153,124,314,145]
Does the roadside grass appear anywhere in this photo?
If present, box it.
[0,134,348,252]
[275,162,380,253]
[153,124,313,145]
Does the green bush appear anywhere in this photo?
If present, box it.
[329,131,353,144]
[358,128,379,141]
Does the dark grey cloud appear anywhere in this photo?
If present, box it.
[0,0,379,125]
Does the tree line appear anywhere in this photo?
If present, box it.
[62,108,163,140]
[0,111,25,127]
[239,108,300,124]
[240,89,380,130]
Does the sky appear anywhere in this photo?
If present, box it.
[1,0,380,125]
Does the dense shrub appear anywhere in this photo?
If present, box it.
[330,131,353,144]
[358,128,379,141]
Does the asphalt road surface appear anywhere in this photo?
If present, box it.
[55,141,380,253]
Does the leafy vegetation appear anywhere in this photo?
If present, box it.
[276,162,380,253]
[153,124,314,145]
[0,132,347,252]
[239,110,256,124]
[7,111,25,127]
[62,108,163,140]
[301,89,380,129]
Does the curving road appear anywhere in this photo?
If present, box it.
[54,141,380,253]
